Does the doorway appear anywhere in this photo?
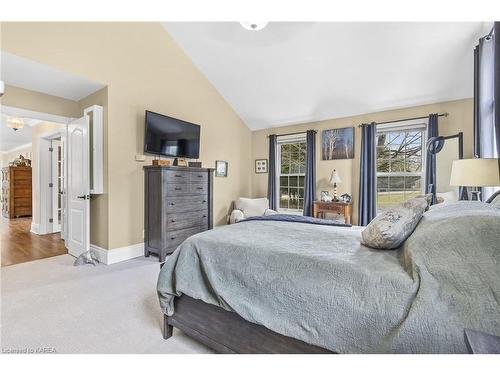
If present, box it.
[0,110,70,266]
[0,105,100,266]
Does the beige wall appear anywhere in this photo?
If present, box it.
[1,22,252,249]
[251,98,473,225]
[3,144,33,165]
[77,87,109,248]
[1,85,80,118]
[0,153,8,168]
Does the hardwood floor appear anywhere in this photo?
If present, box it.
[0,217,67,267]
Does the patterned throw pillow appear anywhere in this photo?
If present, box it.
[361,197,429,249]
[415,193,433,209]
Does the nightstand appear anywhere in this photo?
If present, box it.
[312,201,353,224]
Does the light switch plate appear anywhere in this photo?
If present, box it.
[135,154,146,162]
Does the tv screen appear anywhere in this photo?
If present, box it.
[144,110,200,158]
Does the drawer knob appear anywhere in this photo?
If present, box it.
[175,174,182,177]
[197,187,203,190]
[202,215,207,218]
[170,202,175,206]
[170,237,176,240]
[202,200,207,203]
[175,187,182,191]
[171,219,176,222]
[197,175,203,178]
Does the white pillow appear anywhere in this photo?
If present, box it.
[236,198,269,218]
[436,191,458,205]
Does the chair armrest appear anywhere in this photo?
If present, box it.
[229,209,245,224]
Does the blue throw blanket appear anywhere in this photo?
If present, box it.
[240,214,352,227]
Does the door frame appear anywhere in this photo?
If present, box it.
[0,106,74,236]
[38,127,67,235]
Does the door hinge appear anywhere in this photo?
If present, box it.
[49,183,54,188]
[49,218,53,223]
[49,147,54,152]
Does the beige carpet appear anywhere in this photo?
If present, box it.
[0,254,213,353]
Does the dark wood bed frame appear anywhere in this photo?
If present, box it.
[163,295,334,354]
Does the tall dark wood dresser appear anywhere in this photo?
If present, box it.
[1,166,33,219]
[144,166,214,262]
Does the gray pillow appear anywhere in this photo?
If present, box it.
[361,197,429,249]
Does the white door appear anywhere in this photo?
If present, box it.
[67,116,90,257]
[60,134,67,240]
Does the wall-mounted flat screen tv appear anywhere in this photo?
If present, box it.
[144,110,200,158]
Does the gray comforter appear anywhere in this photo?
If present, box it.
[157,202,500,353]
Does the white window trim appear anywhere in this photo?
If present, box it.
[376,119,428,211]
[276,133,307,213]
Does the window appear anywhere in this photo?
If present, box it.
[277,135,307,212]
[376,123,426,211]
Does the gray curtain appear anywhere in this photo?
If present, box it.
[474,26,499,201]
[425,113,439,205]
[267,134,277,210]
[358,122,377,226]
[303,130,316,216]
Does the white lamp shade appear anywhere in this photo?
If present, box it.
[330,169,342,185]
[450,158,500,187]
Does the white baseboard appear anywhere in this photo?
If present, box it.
[90,243,144,265]
[30,222,40,234]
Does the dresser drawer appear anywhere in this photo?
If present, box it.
[166,195,208,214]
[166,210,209,230]
[190,172,208,184]
[166,183,190,196]
[166,225,208,253]
[190,183,208,195]
[14,197,32,207]
[165,170,190,184]
[13,188,32,198]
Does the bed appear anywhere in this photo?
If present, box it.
[157,202,500,353]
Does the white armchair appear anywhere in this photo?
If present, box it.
[229,198,278,224]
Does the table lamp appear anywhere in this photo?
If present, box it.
[450,158,500,201]
[330,169,342,202]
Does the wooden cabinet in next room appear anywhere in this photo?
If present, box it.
[1,166,32,219]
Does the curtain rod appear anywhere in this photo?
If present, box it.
[266,130,317,138]
[357,113,448,128]
[486,25,494,39]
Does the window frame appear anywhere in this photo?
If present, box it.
[375,120,428,212]
[276,133,307,213]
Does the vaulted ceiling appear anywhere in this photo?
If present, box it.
[163,22,491,130]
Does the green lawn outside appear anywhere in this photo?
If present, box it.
[377,191,421,209]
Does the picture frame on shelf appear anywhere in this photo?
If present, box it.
[255,159,268,173]
[320,191,333,202]
[215,160,228,177]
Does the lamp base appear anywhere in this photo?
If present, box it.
[470,190,482,202]
[332,183,339,202]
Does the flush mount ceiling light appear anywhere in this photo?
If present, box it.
[240,22,268,31]
[7,117,24,131]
